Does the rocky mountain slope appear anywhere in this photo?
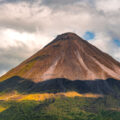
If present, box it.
[1,32,120,83]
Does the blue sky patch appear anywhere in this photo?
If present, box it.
[83,31,95,40]
[114,39,120,46]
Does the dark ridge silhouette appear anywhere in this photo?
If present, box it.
[0,76,120,96]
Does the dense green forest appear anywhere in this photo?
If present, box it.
[0,96,120,120]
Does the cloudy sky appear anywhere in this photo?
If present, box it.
[0,0,120,76]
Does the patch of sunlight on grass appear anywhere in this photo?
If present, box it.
[59,91,102,98]
[0,106,7,112]
[0,91,22,101]
[19,93,55,101]
[19,92,102,101]
[0,91,102,101]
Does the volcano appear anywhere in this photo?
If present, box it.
[1,32,120,83]
[1,32,120,119]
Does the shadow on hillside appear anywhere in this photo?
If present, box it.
[0,76,120,95]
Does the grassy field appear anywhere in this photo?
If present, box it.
[0,96,120,120]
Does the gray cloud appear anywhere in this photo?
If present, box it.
[41,0,80,6]
[0,45,38,76]
[0,0,29,4]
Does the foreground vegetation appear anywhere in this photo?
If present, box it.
[0,96,120,120]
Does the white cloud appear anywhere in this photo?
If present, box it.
[0,28,51,49]
[95,0,120,13]
[89,33,120,61]
[0,70,6,76]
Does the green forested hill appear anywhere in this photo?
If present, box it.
[0,96,120,120]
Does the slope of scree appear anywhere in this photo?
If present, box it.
[0,32,120,83]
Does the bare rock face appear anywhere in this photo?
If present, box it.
[1,32,120,83]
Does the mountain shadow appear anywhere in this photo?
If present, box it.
[0,76,120,96]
